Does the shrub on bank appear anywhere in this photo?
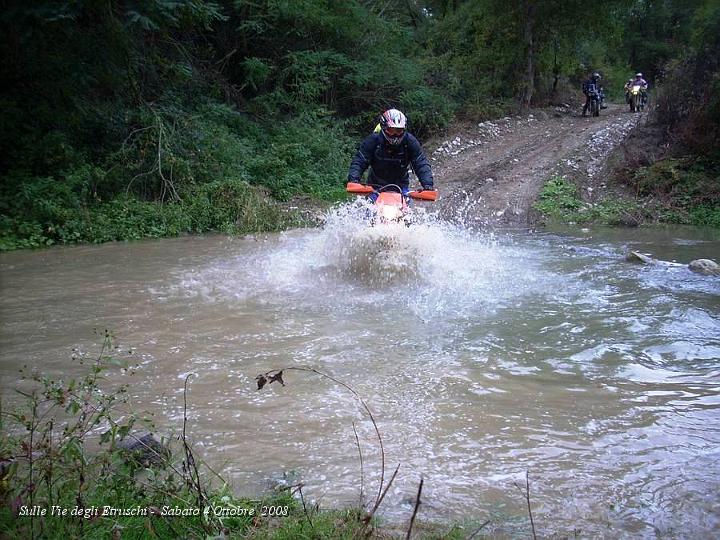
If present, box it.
[534,176,650,226]
[0,179,297,250]
[0,105,353,251]
[535,172,719,228]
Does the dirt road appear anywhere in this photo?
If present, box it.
[428,103,645,228]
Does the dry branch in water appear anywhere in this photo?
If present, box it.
[256,366,398,534]
[405,476,423,540]
[514,470,537,540]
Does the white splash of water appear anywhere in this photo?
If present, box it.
[318,200,428,286]
[302,200,553,321]
[170,199,559,322]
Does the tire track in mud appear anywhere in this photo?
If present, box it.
[428,104,645,228]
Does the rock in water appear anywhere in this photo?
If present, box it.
[688,259,720,276]
[625,251,654,264]
[117,432,170,467]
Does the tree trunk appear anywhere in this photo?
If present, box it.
[519,0,535,112]
[551,38,560,100]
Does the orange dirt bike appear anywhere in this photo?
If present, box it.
[346,182,438,225]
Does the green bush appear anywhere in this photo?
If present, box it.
[630,157,720,227]
[688,205,720,227]
[534,176,583,218]
[245,112,354,201]
[534,176,651,226]
[0,180,295,250]
[1,97,359,250]
[183,178,295,233]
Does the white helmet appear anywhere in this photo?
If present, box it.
[379,109,407,145]
[635,72,643,77]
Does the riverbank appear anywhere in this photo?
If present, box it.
[0,335,370,539]
[3,97,717,253]
[0,107,351,252]
[532,115,720,228]
[3,1,717,250]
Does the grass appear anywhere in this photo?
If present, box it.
[534,175,648,226]
[534,173,720,228]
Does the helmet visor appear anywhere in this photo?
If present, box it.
[384,127,405,138]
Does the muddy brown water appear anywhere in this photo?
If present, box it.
[1,208,719,538]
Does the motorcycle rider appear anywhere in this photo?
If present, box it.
[624,73,649,107]
[347,108,434,201]
[581,72,603,116]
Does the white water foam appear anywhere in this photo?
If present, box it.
[169,200,562,323]
[266,201,557,321]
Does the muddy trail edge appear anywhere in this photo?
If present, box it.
[427,103,646,228]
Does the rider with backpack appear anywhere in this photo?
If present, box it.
[581,72,603,117]
[347,109,434,200]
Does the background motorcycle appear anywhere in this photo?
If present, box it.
[629,84,645,112]
[585,83,602,117]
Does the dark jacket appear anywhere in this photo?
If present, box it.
[347,132,433,189]
[582,78,601,95]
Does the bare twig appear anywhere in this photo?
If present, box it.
[121,125,154,147]
[257,367,386,511]
[352,422,365,509]
[297,484,314,530]
[28,398,37,540]
[154,114,180,203]
[466,520,491,540]
[124,167,156,197]
[514,470,537,540]
[405,476,423,540]
[353,463,401,539]
[123,111,181,202]
[367,462,400,520]
[214,47,238,68]
[181,374,206,514]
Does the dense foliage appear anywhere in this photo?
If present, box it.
[616,0,720,226]
[1,0,718,250]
